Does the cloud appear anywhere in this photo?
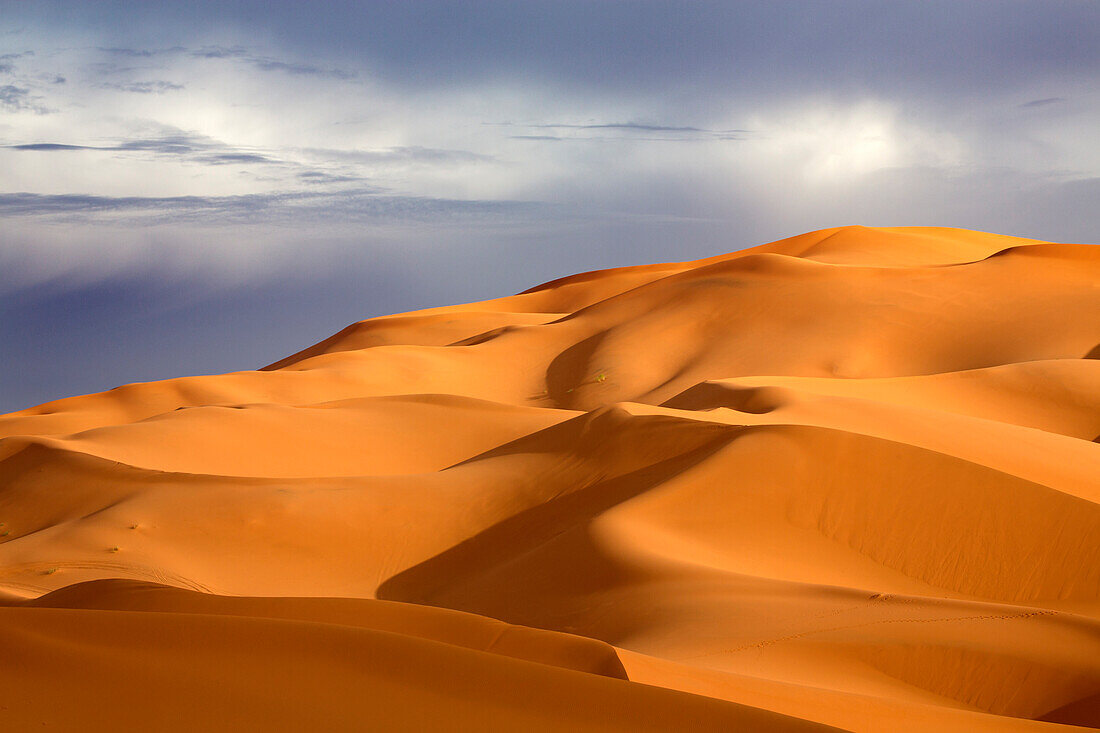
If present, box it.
[9,3,1100,101]
[0,84,50,113]
[296,171,365,184]
[9,143,90,151]
[303,146,494,165]
[91,44,355,80]
[0,55,19,74]
[197,153,274,165]
[0,191,289,216]
[509,132,746,143]
[1019,97,1065,108]
[112,134,207,154]
[0,3,1096,289]
[100,80,185,93]
[181,44,355,79]
[536,123,715,132]
[6,132,274,165]
[498,122,751,142]
[4,134,494,182]
[4,132,497,189]
[97,46,183,58]
[0,189,543,226]
[0,51,34,74]
[247,57,355,80]
[189,45,248,59]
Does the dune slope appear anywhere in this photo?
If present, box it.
[1,226,1098,731]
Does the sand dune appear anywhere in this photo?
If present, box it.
[1,226,1097,731]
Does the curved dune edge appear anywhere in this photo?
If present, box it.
[1,226,1098,731]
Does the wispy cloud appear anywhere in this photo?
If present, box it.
[302,145,495,165]
[112,134,210,154]
[197,153,273,165]
[6,132,273,165]
[0,51,32,74]
[93,45,356,80]
[97,46,184,58]
[494,121,750,141]
[247,57,355,80]
[0,189,542,226]
[537,122,716,132]
[1019,97,1065,108]
[9,143,88,151]
[99,80,184,94]
[0,84,50,113]
[6,135,495,181]
[296,171,366,184]
[189,45,248,60]
[0,191,295,216]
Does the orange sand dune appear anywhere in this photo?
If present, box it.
[1,226,1098,731]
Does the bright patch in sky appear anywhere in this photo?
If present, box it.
[0,1,1097,411]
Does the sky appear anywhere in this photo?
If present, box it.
[1,1,1098,412]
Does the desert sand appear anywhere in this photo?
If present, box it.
[1,225,1098,731]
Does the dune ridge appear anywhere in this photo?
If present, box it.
[1,226,1098,731]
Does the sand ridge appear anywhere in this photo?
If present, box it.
[1,226,1098,731]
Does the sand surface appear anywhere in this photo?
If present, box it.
[1,226,1098,731]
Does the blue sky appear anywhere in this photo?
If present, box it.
[2,1,1098,412]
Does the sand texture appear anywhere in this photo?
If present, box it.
[1,226,1098,731]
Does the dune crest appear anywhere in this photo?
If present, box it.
[2,226,1098,731]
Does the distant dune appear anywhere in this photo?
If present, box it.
[1,226,1098,731]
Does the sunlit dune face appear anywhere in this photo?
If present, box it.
[1,226,1098,731]
[1,3,1099,728]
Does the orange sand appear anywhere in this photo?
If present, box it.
[1,226,1097,731]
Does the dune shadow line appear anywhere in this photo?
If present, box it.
[377,430,735,608]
